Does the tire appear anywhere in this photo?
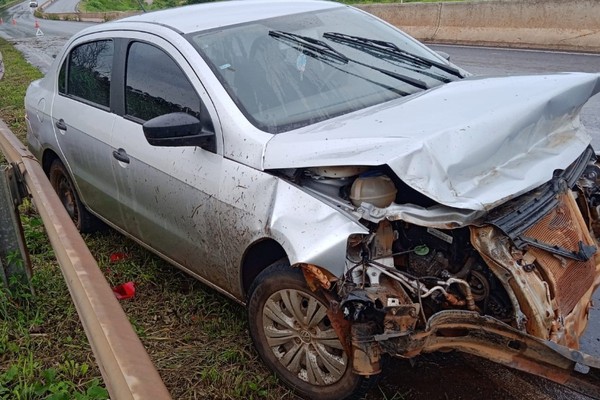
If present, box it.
[247,262,376,400]
[48,159,101,233]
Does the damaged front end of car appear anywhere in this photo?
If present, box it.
[256,72,600,398]
[294,147,600,397]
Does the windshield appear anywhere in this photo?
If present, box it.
[187,7,460,133]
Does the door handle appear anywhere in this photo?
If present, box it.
[112,148,130,164]
[55,118,67,131]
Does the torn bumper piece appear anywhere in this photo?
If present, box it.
[375,310,600,399]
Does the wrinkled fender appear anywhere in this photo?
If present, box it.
[267,180,368,277]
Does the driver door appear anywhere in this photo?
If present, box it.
[109,35,228,286]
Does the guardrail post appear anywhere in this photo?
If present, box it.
[0,163,32,291]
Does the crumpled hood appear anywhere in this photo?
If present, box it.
[263,72,600,211]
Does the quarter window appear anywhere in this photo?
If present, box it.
[125,42,203,123]
[60,40,113,108]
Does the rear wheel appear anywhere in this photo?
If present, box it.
[247,262,375,400]
[48,159,101,233]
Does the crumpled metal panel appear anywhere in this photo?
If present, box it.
[356,201,485,228]
[471,225,554,338]
[264,73,600,211]
[267,180,369,277]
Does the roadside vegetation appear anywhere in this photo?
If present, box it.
[0,38,298,400]
[340,0,469,3]
[79,0,471,13]
[0,0,21,10]
[80,0,183,13]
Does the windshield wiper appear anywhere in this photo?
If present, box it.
[269,30,348,63]
[269,30,429,90]
[323,32,464,79]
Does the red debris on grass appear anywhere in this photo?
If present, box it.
[112,281,136,300]
[109,252,129,263]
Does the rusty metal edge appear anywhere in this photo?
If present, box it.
[0,119,172,400]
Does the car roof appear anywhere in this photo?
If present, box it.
[113,0,343,34]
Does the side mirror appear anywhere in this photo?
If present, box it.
[143,112,216,152]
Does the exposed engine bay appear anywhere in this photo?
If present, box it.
[293,163,516,344]
[276,146,600,395]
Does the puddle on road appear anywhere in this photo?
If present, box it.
[9,36,68,73]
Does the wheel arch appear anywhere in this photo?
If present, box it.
[236,172,369,299]
[241,238,288,298]
[41,148,61,176]
[42,148,102,233]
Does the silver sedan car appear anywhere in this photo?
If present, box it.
[25,1,600,399]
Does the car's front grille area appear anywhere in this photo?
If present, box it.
[486,146,595,244]
[485,148,598,317]
[523,192,596,315]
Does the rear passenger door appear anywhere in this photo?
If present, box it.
[51,37,121,224]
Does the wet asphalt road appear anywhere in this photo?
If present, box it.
[0,1,94,69]
[2,3,600,399]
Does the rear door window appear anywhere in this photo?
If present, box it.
[59,40,113,109]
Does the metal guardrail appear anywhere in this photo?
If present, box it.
[0,118,172,400]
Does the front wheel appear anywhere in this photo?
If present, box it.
[247,262,375,400]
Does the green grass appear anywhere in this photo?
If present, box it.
[79,0,186,13]
[0,0,23,11]
[0,195,107,399]
[79,0,143,12]
[0,42,42,142]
